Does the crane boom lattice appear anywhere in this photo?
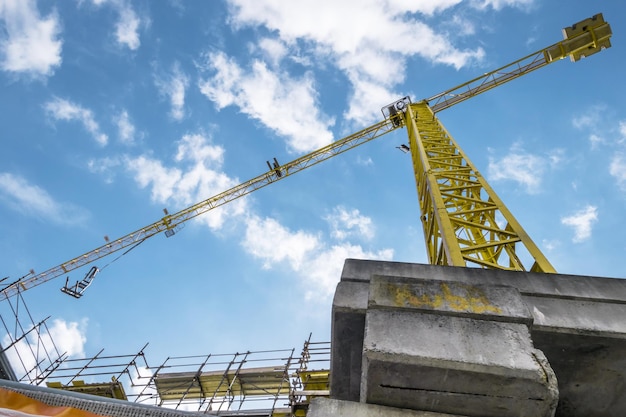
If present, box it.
[0,119,399,301]
[404,101,555,272]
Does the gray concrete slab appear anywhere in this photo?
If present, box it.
[338,259,626,342]
[532,332,626,417]
[308,397,467,417]
[331,259,626,417]
[525,295,626,337]
[361,308,558,417]
[341,259,626,306]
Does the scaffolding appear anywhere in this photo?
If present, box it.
[0,283,65,384]
[139,336,329,415]
[40,336,330,416]
[0,284,329,416]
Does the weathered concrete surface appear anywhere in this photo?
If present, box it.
[331,281,369,401]
[308,397,467,417]
[532,332,626,416]
[368,275,533,324]
[361,309,557,417]
[361,275,558,417]
[331,259,626,417]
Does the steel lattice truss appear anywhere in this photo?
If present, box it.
[405,102,555,272]
[0,119,399,301]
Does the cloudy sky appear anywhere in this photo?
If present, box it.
[0,0,624,394]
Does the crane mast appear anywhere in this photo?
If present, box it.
[404,100,555,272]
[1,14,612,300]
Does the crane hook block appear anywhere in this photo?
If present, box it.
[61,266,99,299]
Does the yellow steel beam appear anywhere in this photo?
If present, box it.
[1,119,399,300]
[404,101,556,272]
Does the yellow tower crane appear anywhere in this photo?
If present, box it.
[0,13,612,301]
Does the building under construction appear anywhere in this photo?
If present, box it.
[1,12,624,417]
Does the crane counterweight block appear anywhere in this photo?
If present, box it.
[545,13,612,62]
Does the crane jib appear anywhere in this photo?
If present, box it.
[1,14,612,301]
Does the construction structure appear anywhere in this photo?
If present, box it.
[0,12,620,417]
[0,296,330,417]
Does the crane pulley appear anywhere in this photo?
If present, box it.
[0,13,612,301]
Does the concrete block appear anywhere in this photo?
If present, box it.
[330,281,369,401]
[368,275,533,324]
[361,308,558,417]
[332,259,626,417]
[532,331,626,417]
[525,295,626,337]
[308,397,467,417]
[341,260,626,304]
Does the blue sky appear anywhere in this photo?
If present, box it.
[0,0,624,392]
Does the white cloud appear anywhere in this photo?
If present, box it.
[340,60,405,126]
[115,3,141,50]
[125,133,246,230]
[488,146,545,194]
[115,110,136,144]
[242,215,320,270]
[542,238,559,252]
[589,134,605,149]
[610,153,626,191]
[572,105,605,130]
[325,206,374,241]
[199,51,335,153]
[386,0,463,16]
[117,127,391,301]
[561,205,598,243]
[0,172,88,225]
[547,148,565,165]
[619,121,626,144]
[356,155,373,166]
[47,318,88,357]
[472,0,535,10]
[155,62,189,121]
[241,213,393,299]
[175,132,224,164]
[305,243,393,299]
[449,14,476,36]
[44,97,108,146]
[0,0,62,76]
[126,155,182,202]
[225,0,484,125]
[257,37,288,66]
[87,156,122,183]
[2,318,87,381]
[87,0,142,50]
